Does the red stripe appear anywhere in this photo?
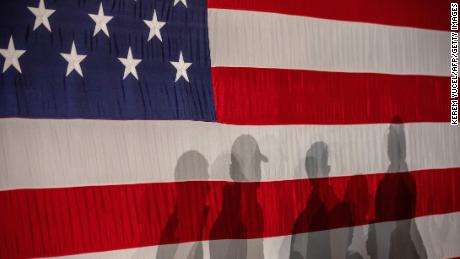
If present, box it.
[208,0,450,31]
[1,168,459,258]
[212,67,450,125]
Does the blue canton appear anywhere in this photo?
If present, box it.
[0,0,216,121]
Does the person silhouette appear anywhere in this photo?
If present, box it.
[330,175,368,259]
[209,183,247,259]
[289,141,338,259]
[386,121,427,259]
[155,150,210,259]
[330,201,354,259]
[344,175,369,259]
[367,117,427,259]
[210,134,267,259]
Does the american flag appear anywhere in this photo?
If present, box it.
[0,0,459,258]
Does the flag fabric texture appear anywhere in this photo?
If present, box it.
[0,0,459,259]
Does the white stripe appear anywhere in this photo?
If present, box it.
[40,211,460,259]
[208,9,449,76]
[0,119,458,190]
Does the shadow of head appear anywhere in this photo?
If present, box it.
[174,150,209,181]
[230,134,268,182]
[173,150,210,209]
[305,141,330,179]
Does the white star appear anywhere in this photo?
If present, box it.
[170,51,192,82]
[0,36,26,74]
[60,41,87,77]
[173,0,187,7]
[143,10,166,42]
[28,0,55,32]
[89,3,113,37]
[118,47,142,80]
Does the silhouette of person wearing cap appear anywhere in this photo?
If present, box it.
[210,135,267,259]
[367,117,427,259]
[155,150,210,259]
[289,141,338,259]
